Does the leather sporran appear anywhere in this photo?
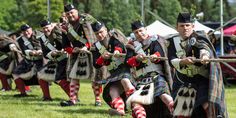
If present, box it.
[37,61,57,82]
[173,86,196,117]
[126,77,155,109]
[69,52,91,80]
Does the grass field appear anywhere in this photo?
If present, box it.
[0,80,235,118]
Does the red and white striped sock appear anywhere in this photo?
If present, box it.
[92,82,102,102]
[111,97,125,115]
[132,104,146,118]
[69,81,80,104]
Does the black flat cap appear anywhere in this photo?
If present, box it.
[20,24,31,31]
[177,12,193,23]
[64,4,75,12]
[91,21,105,32]
[131,20,144,31]
[40,20,51,27]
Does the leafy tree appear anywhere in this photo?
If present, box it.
[178,0,198,13]
[4,0,64,31]
[152,0,181,26]
[0,0,17,31]
[95,0,140,35]
[0,0,235,33]
[85,0,103,18]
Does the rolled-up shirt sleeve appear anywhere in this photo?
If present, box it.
[171,58,182,70]
[200,49,210,58]
[25,49,32,57]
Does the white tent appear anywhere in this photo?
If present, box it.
[146,20,178,37]
[194,21,221,34]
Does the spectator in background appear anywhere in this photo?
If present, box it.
[225,36,236,55]
[207,30,223,56]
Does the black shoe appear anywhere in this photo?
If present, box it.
[108,109,125,116]
[43,97,53,101]
[13,93,28,97]
[1,88,11,92]
[77,98,80,103]
[60,100,75,107]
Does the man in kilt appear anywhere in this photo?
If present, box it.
[91,21,146,117]
[167,12,228,118]
[125,20,173,118]
[37,20,71,101]
[12,24,45,97]
[60,4,102,106]
[0,35,19,91]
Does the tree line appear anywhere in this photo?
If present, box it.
[0,0,235,35]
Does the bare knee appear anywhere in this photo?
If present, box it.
[109,86,120,99]
[121,78,134,91]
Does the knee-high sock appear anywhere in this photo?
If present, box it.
[92,82,102,102]
[111,97,125,115]
[14,78,26,94]
[38,79,51,98]
[131,104,146,118]
[58,79,70,97]
[69,80,80,104]
[127,89,146,118]
[0,73,11,90]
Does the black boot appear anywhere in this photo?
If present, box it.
[13,93,28,97]
[60,100,75,107]
[43,97,53,101]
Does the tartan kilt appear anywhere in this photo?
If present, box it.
[102,70,131,107]
[0,57,15,75]
[92,66,110,83]
[38,59,67,82]
[153,75,171,97]
[12,59,43,80]
[68,52,95,80]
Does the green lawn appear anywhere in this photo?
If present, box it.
[0,80,235,118]
[225,84,236,118]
